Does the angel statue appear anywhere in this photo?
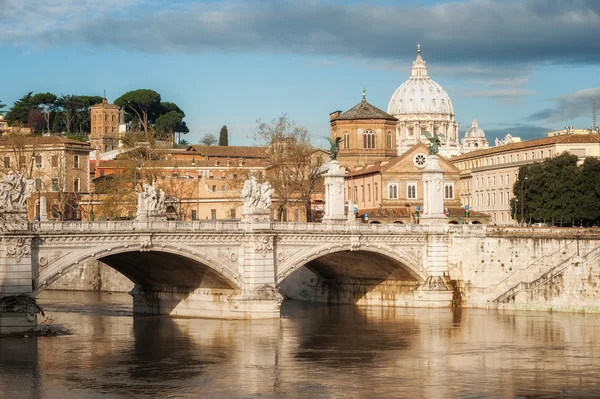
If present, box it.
[424,131,445,155]
[326,136,342,161]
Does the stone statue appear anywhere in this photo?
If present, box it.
[326,137,342,161]
[137,182,166,217]
[241,177,273,212]
[424,131,445,155]
[0,171,35,213]
[259,181,273,209]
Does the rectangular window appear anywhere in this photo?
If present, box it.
[212,185,217,192]
[500,175,504,185]
[3,157,10,168]
[354,187,358,201]
[374,183,378,201]
[361,185,364,202]
[221,185,226,192]
[52,155,59,167]
[51,178,59,192]
[73,155,80,169]
[191,210,197,221]
[492,176,496,186]
[73,178,80,192]
[35,178,42,191]
[406,183,417,199]
[367,184,371,202]
[211,209,217,219]
[35,155,42,168]
[294,209,299,222]
[230,209,236,219]
[99,170,105,177]
[388,183,399,199]
[444,183,454,199]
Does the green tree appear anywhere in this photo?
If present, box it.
[114,89,161,135]
[32,92,57,134]
[155,110,184,141]
[5,92,36,125]
[0,100,6,115]
[512,152,600,226]
[219,125,229,146]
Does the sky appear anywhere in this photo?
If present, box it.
[1,0,599,149]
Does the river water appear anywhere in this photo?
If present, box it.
[2,291,600,398]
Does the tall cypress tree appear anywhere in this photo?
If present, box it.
[219,125,229,146]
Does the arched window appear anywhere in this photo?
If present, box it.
[343,132,349,149]
[363,130,375,149]
[104,114,108,121]
[386,132,392,149]
[444,184,453,199]
[388,183,399,199]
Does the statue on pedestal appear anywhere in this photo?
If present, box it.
[241,177,273,214]
[326,137,342,161]
[0,171,35,213]
[137,182,166,219]
[424,131,445,155]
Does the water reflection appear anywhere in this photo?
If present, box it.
[1,291,600,398]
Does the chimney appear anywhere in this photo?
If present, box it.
[330,110,342,121]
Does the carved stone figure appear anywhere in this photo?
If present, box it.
[424,131,445,155]
[0,171,35,213]
[241,177,273,213]
[137,182,166,218]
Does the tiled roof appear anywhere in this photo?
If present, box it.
[97,158,269,169]
[187,145,267,158]
[0,136,93,149]
[333,99,398,122]
[451,134,600,161]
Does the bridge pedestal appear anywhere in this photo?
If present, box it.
[130,285,282,319]
[0,226,39,334]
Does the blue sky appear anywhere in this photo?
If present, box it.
[1,0,599,148]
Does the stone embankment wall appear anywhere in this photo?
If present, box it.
[47,260,133,292]
[448,227,600,312]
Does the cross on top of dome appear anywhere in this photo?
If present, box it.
[411,44,428,78]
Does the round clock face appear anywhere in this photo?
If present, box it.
[413,153,428,168]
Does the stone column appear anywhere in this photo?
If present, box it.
[322,161,347,223]
[420,155,447,225]
[39,196,48,222]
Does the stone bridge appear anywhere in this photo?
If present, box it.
[3,220,600,334]
[0,220,459,324]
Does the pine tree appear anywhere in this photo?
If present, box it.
[219,125,229,146]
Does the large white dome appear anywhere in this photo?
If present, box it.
[387,47,454,117]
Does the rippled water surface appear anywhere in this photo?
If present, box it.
[2,291,600,398]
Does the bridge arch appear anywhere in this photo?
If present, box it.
[276,243,427,285]
[34,243,243,295]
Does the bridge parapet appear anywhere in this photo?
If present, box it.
[23,220,491,235]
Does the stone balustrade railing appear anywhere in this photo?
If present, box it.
[18,220,488,235]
